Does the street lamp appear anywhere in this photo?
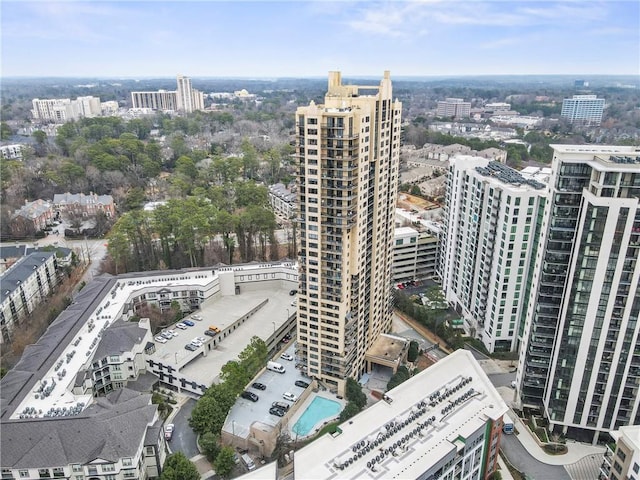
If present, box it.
[272,321,276,333]
[286,309,290,319]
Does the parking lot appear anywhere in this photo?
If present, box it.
[224,343,312,439]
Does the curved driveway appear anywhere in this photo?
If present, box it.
[169,398,200,459]
[501,432,571,480]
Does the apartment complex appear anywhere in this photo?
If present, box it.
[0,144,25,160]
[53,192,116,217]
[561,94,605,125]
[602,425,640,480]
[517,145,640,443]
[31,96,102,122]
[0,251,60,344]
[294,71,402,395]
[439,157,548,353]
[437,98,471,118]
[131,75,204,113]
[268,183,297,220]
[294,350,508,480]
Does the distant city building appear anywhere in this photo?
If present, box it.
[295,71,402,395]
[439,157,548,353]
[575,79,590,88]
[131,89,178,111]
[53,192,115,217]
[31,96,102,122]
[561,94,605,125]
[437,98,471,118]
[602,425,640,480]
[517,145,640,443]
[484,102,511,113]
[0,144,25,160]
[100,100,119,116]
[131,75,204,113]
[268,183,296,219]
[294,350,508,480]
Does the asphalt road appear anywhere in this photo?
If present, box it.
[169,398,200,458]
[501,432,571,480]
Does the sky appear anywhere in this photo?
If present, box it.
[1,0,639,78]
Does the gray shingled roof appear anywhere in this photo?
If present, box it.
[0,251,56,303]
[93,319,147,361]
[1,389,158,468]
[0,245,28,259]
[53,192,114,207]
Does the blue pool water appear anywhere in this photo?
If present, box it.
[292,397,342,436]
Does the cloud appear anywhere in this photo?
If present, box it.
[341,0,619,35]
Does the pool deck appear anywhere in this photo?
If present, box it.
[287,391,346,441]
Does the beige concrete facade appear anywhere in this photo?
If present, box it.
[294,71,402,395]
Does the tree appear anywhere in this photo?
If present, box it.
[345,377,367,410]
[199,432,220,461]
[213,446,236,478]
[408,341,420,362]
[1,122,14,141]
[387,366,412,391]
[339,402,361,422]
[409,185,422,196]
[160,452,200,480]
[32,130,48,156]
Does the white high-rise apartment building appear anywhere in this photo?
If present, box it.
[517,145,640,444]
[561,94,605,125]
[131,90,178,111]
[439,156,547,353]
[31,96,101,122]
[130,75,204,113]
[295,71,402,395]
[437,98,471,118]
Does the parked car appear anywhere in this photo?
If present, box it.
[281,353,293,361]
[269,406,285,417]
[282,392,297,402]
[191,314,202,320]
[196,336,207,343]
[289,289,297,296]
[252,382,266,390]
[164,423,174,440]
[185,343,197,351]
[182,320,195,327]
[240,391,259,402]
[167,329,178,337]
[161,331,173,340]
[190,338,203,347]
[295,380,310,388]
[155,336,167,344]
[272,401,290,411]
[204,329,217,337]
[176,323,188,330]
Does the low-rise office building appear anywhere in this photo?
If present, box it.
[393,226,438,283]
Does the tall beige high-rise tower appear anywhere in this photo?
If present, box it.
[176,74,204,113]
[295,71,402,395]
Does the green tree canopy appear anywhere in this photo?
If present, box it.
[213,446,236,478]
[160,452,200,480]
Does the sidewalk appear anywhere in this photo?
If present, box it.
[497,386,606,466]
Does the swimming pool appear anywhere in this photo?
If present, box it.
[292,396,342,436]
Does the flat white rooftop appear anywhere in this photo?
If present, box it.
[294,350,508,480]
[10,264,297,420]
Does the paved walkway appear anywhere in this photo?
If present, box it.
[498,387,606,467]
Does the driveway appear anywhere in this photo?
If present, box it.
[169,398,200,459]
[501,432,571,480]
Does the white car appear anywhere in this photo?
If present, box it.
[167,329,178,337]
[155,336,167,344]
[196,336,207,343]
[281,353,293,361]
[191,338,203,347]
[176,323,188,330]
[161,331,173,340]
[191,314,202,320]
[164,423,174,440]
[282,392,297,402]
